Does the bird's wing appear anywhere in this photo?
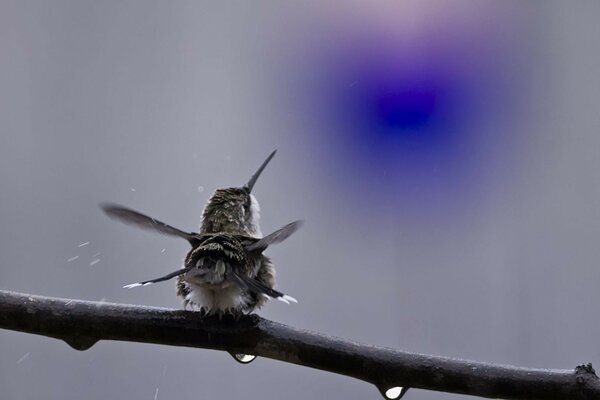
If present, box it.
[243,220,303,253]
[100,203,200,245]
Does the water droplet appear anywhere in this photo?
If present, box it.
[130,187,136,192]
[230,353,256,364]
[154,387,159,400]
[78,241,90,248]
[379,386,408,400]
[67,256,79,262]
[161,248,166,253]
[17,352,30,364]
[64,336,97,351]
[89,259,100,266]
[385,387,402,399]
[197,186,205,193]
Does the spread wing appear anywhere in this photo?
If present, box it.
[243,220,303,253]
[100,203,200,246]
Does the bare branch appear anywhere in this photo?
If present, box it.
[0,289,597,400]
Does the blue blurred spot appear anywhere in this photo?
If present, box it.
[281,27,526,224]
[328,57,468,171]
[372,87,436,131]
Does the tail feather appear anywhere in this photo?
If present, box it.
[229,271,298,304]
[123,267,191,289]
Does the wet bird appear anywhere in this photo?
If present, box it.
[101,150,302,315]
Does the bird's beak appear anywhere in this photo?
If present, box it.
[244,150,277,193]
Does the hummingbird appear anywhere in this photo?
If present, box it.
[101,150,302,316]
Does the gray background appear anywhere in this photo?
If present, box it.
[1,1,599,400]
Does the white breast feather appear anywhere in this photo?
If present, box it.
[184,282,251,314]
[248,194,262,237]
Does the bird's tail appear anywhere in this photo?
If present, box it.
[229,270,297,304]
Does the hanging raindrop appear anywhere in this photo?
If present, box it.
[377,385,409,400]
[385,387,403,399]
[229,352,257,364]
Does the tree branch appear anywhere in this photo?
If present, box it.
[0,290,597,400]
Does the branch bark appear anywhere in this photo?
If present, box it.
[0,289,597,400]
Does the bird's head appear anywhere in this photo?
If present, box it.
[200,150,276,237]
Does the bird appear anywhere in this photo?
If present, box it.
[101,150,302,316]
